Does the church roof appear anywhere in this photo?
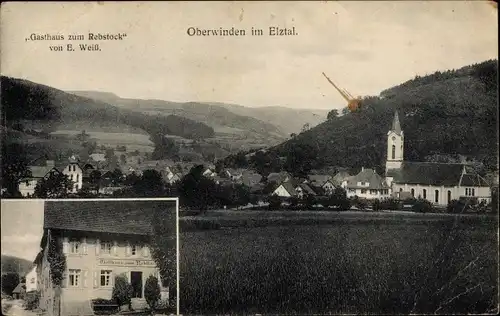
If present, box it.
[386,162,481,186]
[390,111,402,136]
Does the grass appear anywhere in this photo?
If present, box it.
[179,212,498,314]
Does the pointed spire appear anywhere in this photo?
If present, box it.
[391,111,402,135]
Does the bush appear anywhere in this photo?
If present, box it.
[268,195,281,210]
[372,199,381,211]
[111,275,133,310]
[25,291,40,310]
[379,198,400,210]
[412,198,433,213]
[144,275,161,312]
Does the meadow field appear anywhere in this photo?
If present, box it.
[179,212,498,314]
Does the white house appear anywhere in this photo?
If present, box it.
[18,160,60,197]
[25,265,38,293]
[61,156,83,193]
[343,168,390,200]
[385,111,491,206]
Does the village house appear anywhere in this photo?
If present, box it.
[267,171,292,184]
[385,111,491,206]
[61,156,83,193]
[34,201,173,316]
[12,283,26,300]
[18,160,60,197]
[342,167,390,200]
[25,265,38,293]
[272,180,317,199]
[238,170,263,188]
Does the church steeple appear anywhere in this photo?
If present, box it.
[386,111,404,174]
[391,110,402,135]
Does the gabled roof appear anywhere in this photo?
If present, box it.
[387,162,468,186]
[297,183,317,195]
[332,171,351,184]
[274,181,296,196]
[268,171,291,183]
[12,283,25,294]
[459,173,490,187]
[307,174,332,186]
[44,200,176,235]
[346,168,388,189]
[28,166,60,178]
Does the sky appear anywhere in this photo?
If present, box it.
[1,1,498,110]
[1,200,45,262]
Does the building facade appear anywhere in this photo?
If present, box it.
[35,201,174,316]
[25,266,38,293]
[342,168,390,200]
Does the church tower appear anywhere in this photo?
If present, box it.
[385,111,404,174]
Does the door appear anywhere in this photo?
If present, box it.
[130,271,143,298]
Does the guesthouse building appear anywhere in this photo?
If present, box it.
[34,200,174,316]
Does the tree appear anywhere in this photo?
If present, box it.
[112,275,134,311]
[120,154,127,165]
[75,130,90,142]
[132,170,165,196]
[1,142,32,197]
[301,123,310,133]
[34,172,73,198]
[268,194,281,210]
[1,273,20,296]
[327,109,339,120]
[144,275,161,312]
[341,107,350,116]
[150,209,176,306]
[88,170,102,193]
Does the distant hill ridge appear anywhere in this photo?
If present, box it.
[68,91,329,137]
[1,255,33,276]
[1,76,216,141]
[221,59,498,176]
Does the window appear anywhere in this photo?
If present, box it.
[131,245,138,256]
[100,270,112,287]
[30,278,35,284]
[399,188,403,192]
[69,239,80,254]
[100,242,112,254]
[411,188,415,197]
[71,174,74,181]
[76,174,79,182]
[472,188,475,196]
[435,190,439,203]
[423,189,427,199]
[447,190,452,203]
[391,145,396,160]
[68,269,81,287]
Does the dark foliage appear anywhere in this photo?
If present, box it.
[0,142,32,196]
[34,172,73,198]
[1,273,20,296]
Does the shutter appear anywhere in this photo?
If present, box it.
[113,241,118,256]
[61,271,67,288]
[83,270,88,288]
[125,243,131,257]
[95,239,100,255]
[82,238,88,255]
[62,237,69,254]
[93,271,99,288]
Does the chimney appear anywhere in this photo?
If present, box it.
[46,160,55,168]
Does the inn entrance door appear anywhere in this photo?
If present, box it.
[131,271,143,298]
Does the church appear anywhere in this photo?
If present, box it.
[384,111,491,206]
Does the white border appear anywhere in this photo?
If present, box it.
[1,197,180,315]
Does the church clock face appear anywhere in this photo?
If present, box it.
[392,136,396,141]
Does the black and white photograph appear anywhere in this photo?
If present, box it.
[1,199,178,316]
[1,1,499,315]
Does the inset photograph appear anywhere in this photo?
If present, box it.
[1,198,178,316]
